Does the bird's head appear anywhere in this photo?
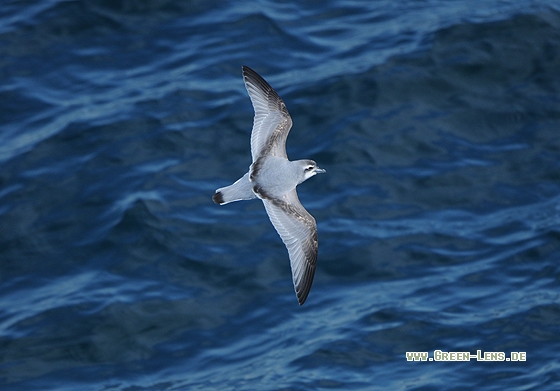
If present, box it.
[298,159,326,183]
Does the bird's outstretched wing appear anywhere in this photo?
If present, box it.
[242,66,293,161]
[262,189,317,305]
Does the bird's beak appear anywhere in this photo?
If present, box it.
[315,167,326,174]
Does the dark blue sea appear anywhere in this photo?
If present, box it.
[2,1,560,390]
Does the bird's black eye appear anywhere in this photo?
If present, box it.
[305,166,314,172]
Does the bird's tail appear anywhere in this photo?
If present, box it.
[212,172,257,205]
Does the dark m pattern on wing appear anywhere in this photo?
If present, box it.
[250,118,291,179]
[271,197,318,268]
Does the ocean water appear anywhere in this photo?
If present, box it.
[1,0,560,390]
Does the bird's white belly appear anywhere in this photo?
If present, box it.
[251,156,297,199]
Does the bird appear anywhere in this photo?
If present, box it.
[212,66,325,305]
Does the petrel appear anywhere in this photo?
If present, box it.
[213,66,325,305]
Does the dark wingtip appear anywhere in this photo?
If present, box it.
[242,66,257,83]
[212,191,224,204]
[241,65,253,74]
[296,262,316,306]
[296,286,309,306]
[241,66,275,96]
